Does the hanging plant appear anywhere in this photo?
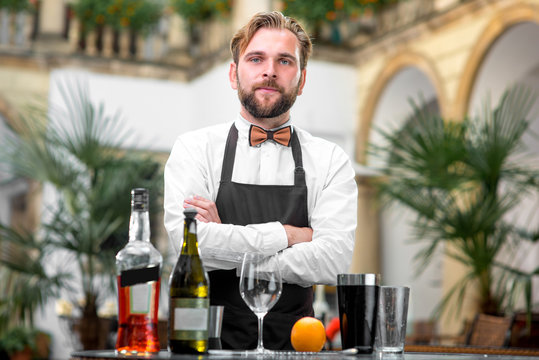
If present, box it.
[0,0,36,12]
[281,0,395,37]
[72,0,164,33]
[170,0,232,24]
[72,0,111,33]
[106,0,164,33]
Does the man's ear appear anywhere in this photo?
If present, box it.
[297,69,307,96]
[229,62,238,90]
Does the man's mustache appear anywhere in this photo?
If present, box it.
[254,79,283,93]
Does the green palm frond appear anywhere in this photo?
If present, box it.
[49,79,134,169]
[0,78,163,330]
[432,270,477,320]
[372,85,539,318]
[1,115,82,191]
[0,225,72,328]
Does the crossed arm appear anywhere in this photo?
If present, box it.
[184,195,313,247]
[164,131,357,286]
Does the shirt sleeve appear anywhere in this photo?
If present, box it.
[276,145,358,287]
[164,134,289,270]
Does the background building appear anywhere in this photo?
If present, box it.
[0,0,538,358]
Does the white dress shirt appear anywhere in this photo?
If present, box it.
[164,116,358,287]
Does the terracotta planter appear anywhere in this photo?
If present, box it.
[9,347,32,360]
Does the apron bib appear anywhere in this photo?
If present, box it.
[210,124,314,350]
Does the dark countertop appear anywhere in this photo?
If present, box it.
[71,348,539,360]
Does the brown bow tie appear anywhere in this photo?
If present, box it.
[249,125,291,147]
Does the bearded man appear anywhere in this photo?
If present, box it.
[164,11,358,351]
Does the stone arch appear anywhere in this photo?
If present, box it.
[454,2,539,119]
[356,51,447,163]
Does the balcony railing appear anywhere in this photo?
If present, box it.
[0,0,462,73]
[68,17,232,66]
[313,0,460,52]
[0,8,35,49]
[0,3,232,79]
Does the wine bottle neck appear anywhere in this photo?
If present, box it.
[182,218,199,255]
[129,210,151,242]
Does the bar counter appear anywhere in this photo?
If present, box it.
[71,348,539,360]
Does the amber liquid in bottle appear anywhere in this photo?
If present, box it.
[116,276,161,353]
[116,188,163,355]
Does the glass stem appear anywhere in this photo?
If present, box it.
[256,313,266,352]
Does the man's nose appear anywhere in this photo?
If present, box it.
[263,61,277,78]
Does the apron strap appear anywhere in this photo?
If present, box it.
[220,124,306,186]
[290,129,306,187]
[220,124,239,182]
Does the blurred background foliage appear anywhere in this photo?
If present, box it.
[0,79,163,342]
[371,85,539,323]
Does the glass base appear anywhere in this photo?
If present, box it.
[208,348,275,356]
[375,346,405,358]
[208,349,359,357]
[376,346,404,353]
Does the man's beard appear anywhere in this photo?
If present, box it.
[237,76,301,119]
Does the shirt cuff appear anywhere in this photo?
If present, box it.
[247,221,288,255]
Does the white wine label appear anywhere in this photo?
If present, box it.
[174,308,207,330]
[170,298,209,340]
[130,283,151,314]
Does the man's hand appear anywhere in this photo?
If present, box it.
[283,225,313,247]
[184,195,222,223]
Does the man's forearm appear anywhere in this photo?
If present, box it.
[283,225,313,247]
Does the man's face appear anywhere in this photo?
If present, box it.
[229,28,306,123]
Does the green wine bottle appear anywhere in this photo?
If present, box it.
[168,208,210,354]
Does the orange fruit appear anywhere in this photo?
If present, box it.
[290,316,326,352]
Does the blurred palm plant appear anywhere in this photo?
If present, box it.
[371,86,539,322]
[0,79,163,347]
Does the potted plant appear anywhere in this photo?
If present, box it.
[0,327,35,360]
[281,0,394,44]
[71,0,164,54]
[104,0,165,55]
[0,0,35,12]
[0,80,163,350]
[170,0,232,53]
[370,86,539,324]
[71,0,110,50]
[0,326,51,360]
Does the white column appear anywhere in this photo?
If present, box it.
[39,0,65,36]
[232,0,273,31]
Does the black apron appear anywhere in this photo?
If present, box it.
[210,124,314,350]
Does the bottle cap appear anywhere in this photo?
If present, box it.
[184,207,198,219]
[131,188,149,211]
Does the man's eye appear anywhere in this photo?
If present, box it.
[250,58,261,63]
[280,59,290,65]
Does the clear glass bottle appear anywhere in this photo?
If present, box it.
[115,188,163,355]
[168,208,210,354]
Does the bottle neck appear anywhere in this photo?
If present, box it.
[182,218,199,255]
[129,210,151,242]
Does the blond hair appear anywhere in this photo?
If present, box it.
[230,11,312,70]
